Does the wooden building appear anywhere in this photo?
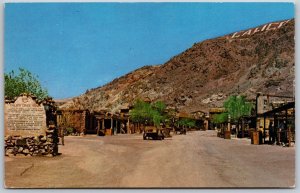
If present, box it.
[257,102,295,146]
[56,109,88,134]
[190,110,208,130]
[57,108,131,136]
[255,93,295,145]
[208,108,226,130]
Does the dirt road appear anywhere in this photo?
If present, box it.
[5,131,295,188]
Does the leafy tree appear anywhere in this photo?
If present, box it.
[152,101,166,114]
[151,110,164,126]
[212,112,228,124]
[129,99,149,124]
[212,96,252,134]
[5,68,49,100]
[152,101,167,126]
[129,99,167,126]
[178,118,196,128]
[223,95,253,123]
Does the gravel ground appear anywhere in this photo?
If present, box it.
[4,130,295,188]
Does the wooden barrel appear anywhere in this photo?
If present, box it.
[251,131,259,145]
[224,130,231,139]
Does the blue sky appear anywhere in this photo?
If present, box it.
[4,3,294,99]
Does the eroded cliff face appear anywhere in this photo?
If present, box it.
[60,19,294,113]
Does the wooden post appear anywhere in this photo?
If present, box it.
[241,119,243,138]
[97,119,100,136]
[115,119,118,135]
[102,118,105,132]
[82,111,86,134]
[285,109,288,145]
[127,118,130,134]
[263,116,266,144]
[224,115,231,139]
[278,131,281,145]
[288,127,291,147]
[111,117,113,135]
[227,117,231,132]
[269,116,272,143]
[273,113,278,143]
[236,119,239,138]
[256,93,260,131]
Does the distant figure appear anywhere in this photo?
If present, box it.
[120,123,125,134]
[258,126,264,144]
[114,127,117,135]
[269,121,275,144]
[279,121,285,131]
[95,126,99,135]
[279,121,287,143]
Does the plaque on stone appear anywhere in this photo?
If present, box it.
[5,95,47,136]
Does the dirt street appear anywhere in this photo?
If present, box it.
[5,130,295,188]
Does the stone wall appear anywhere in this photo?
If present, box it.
[5,125,58,156]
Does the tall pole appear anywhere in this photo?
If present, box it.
[256,93,261,131]
[228,114,231,132]
[286,109,289,146]
[115,119,118,135]
[111,117,113,135]
[97,119,100,136]
[102,118,105,134]
[263,115,266,144]
[127,118,130,134]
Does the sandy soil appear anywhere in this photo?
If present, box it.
[4,130,295,188]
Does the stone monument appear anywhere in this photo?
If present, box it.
[5,94,59,156]
[5,95,47,136]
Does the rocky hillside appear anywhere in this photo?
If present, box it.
[60,19,295,113]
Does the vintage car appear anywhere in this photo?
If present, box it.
[143,126,165,140]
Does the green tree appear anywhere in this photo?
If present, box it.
[129,99,149,124]
[152,101,167,126]
[5,68,49,100]
[152,101,166,114]
[212,96,252,134]
[178,118,196,128]
[212,112,228,124]
[223,95,253,123]
[129,99,167,127]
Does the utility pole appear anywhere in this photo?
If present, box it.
[256,93,261,131]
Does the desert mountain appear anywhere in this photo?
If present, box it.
[59,19,295,113]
